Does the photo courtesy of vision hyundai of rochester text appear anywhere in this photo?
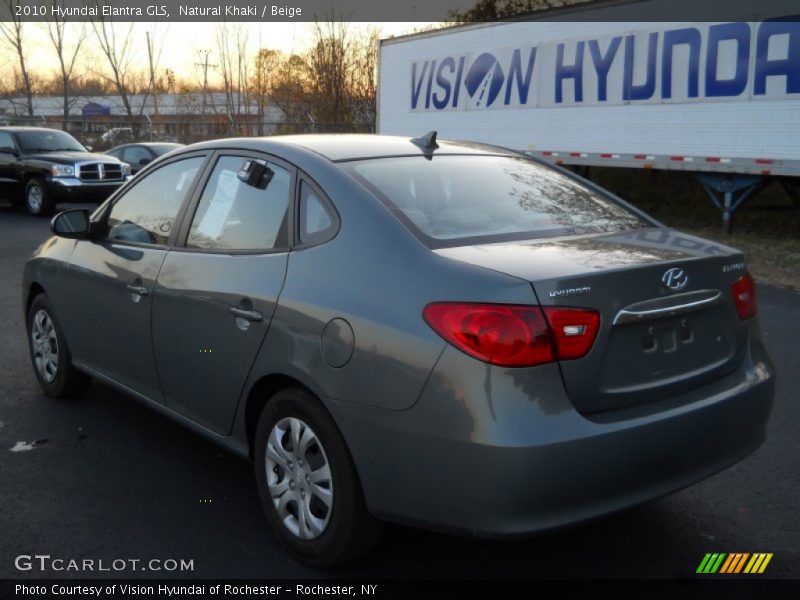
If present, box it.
[22,133,774,566]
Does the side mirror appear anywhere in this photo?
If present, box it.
[85,145,93,152]
[50,209,91,239]
[138,158,151,166]
[0,146,18,156]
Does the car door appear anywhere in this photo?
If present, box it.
[152,152,293,434]
[0,131,20,195]
[62,153,208,401]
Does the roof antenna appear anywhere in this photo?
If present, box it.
[411,131,439,156]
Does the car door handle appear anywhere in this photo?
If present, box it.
[126,284,149,296]
[229,306,263,322]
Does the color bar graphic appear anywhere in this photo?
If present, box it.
[697,552,773,574]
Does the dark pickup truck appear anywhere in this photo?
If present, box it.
[0,127,131,216]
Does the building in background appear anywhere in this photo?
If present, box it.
[0,93,286,148]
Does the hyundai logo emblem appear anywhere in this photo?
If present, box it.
[662,267,689,291]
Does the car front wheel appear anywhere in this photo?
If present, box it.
[254,387,381,566]
[25,178,55,217]
[27,293,90,397]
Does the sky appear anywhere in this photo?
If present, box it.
[1,21,432,87]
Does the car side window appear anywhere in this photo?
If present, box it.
[106,147,122,159]
[123,146,152,165]
[186,155,291,251]
[299,181,336,245]
[103,156,205,246]
[0,132,15,152]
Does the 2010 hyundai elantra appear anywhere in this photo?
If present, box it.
[23,133,774,566]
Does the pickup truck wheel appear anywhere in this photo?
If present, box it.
[25,178,55,217]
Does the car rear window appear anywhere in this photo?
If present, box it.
[343,155,647,246]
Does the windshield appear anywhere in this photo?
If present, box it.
[16,130,85,153]
[344,155,648,246]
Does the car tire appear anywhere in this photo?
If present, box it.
[254,387,381,566]
[27,293,90,398]
[25,178,55,217]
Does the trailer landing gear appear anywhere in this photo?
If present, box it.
[696,174,766,234]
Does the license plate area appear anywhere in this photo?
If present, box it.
[600,307,737,394]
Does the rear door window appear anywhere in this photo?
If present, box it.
[344,155,646,246]
[186,155,291,251]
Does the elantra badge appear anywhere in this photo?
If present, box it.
[662,267,689,291]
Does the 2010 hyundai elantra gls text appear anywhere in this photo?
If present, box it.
[23,133,774,566]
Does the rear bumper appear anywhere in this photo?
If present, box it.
[45,177,127,203]
[325,335,774,536]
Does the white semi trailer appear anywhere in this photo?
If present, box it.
[377,7,800,230]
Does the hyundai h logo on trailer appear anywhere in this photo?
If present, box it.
[410,21,800,111]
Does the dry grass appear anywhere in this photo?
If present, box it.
[682,227,800,291]
[591,167,800,291]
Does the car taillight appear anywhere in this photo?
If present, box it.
[422,303,599,367]
[542,307,601,360]
[731,272,757,320]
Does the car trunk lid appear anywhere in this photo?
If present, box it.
[435,228,750,415]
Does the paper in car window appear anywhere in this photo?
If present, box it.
[196,170,240,239]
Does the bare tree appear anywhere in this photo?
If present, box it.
[252,48,280,134]
[91,9,138,117]
[251,49,313,133]
[0,0,34,116]
[145,26,168,114]
[306,21,352,125]
[45,1,87,127]
[304,22,380,131]
[350,28,379,130]
[216,24,252,132]
[450,0,591,22]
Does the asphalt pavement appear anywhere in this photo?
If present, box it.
[1,202,798,579]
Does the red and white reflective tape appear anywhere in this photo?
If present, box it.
[534,151,780,173]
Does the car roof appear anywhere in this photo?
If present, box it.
[112,142,184,148]
[185,134,517,162]
[0,126,69,133]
